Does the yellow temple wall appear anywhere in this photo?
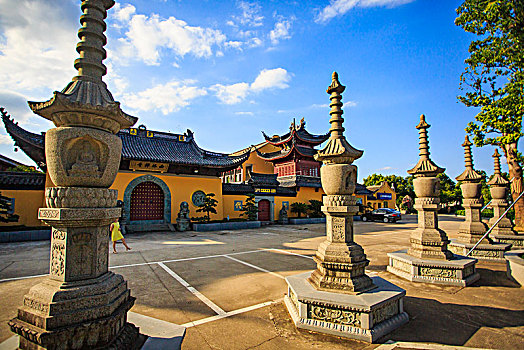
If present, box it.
[222,194,248,219]
[111,171,224,222]
[0,189,45,227]
[367,182,397,210]
[241,144,278,181]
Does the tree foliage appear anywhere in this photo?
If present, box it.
[456,0,524,229]
[437,173,462,206]
[240,194,259,221]
[6,165,43,173]
[290,202,308,218]
[363,174,414,206]
[308,200,323,218]
[456,0,523,153]
[195,192,218,222]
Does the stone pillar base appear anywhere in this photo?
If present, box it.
[448,239,511,262]
[8,272,140,350]
[492,234,524,249]
[285,272,408,343]
[387,250,479,286]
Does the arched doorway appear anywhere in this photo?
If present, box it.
[123,175,171,225]
[130,181,164,221]
[258,199,270,221]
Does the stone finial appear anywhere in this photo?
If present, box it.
[26,0,136,133]
[74,0,115,81]
[487,148,509,186]
[456,135,482,182]
[315,72,363,164]
[407,114,444,176]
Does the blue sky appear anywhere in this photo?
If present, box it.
[0,0,521,182]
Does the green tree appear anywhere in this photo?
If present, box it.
[437,173,462,207]
[456,0,524,230]
[240,194,258,221]
[0,192,19,223]
[6,165,43,173]
[195,192,218,222]
[290,202,308,218]
[307,200,323,218]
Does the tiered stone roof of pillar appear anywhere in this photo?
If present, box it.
[407,114,444,176]
[487,149,509,186]
[314,72,363,165]
[27,0,136,133]
[456,136,483,182]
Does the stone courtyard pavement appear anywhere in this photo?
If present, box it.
[0,215,522,350]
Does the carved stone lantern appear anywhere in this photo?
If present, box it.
[449,137,511,261]
[388,117,479,286]
[284,72,408,343]
[490,150,524,248]
[8,1,141,349]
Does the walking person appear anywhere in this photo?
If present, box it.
[110,219,131,254]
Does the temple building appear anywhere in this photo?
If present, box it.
[1,110,373,228]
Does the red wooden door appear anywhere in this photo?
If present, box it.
[130,181,164,221]
[258,199,270,221]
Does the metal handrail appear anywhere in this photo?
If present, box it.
[466,189,524,256]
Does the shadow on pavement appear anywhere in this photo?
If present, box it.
[385,296,524,346]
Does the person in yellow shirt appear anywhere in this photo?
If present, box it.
[110,219,131,254]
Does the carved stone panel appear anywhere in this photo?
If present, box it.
[50,242,65,278]
[308,304,361,327]
[372,300,398,326]
[331,217,345,242]
[419,267,456,278]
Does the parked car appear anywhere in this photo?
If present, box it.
[361,208,402,223]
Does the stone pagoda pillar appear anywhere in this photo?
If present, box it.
[285,72,408,343]
[8,1,142,349]
[490,150,524,248]
[387,116,479,286]
[449,137,511,261]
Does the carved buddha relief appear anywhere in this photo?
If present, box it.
[64,135,109,178]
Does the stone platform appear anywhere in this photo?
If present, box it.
[285,272,408,343]
[492,234,524,249]
[448,239,511,262]
[387,250,479,286]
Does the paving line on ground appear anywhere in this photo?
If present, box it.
[376,340,490,350]
[157,262,226,316]
[0,247,314,282]
[181,299,281,328]
[264,248,314,260]
[223,255,285,279]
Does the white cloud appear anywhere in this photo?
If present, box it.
[251,68,291,91]
[114,12,227,65]
[0,0,78,92]
[376,166,394,171]
[210,83,250,105]
[235,111,254,116]
[233,1,264,27]
[0,133,12,145]
[212,68,292,104]
[112,3,136,23]
[310,103,329,108]
[346,100,357,107]
[123,80,207,115]
[269,16,295,45]
[316,0,414,23]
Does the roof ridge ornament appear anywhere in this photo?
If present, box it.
[407,114,445,176]
[487,148,508,185]
[456,135,483,182]
[314,72,363,165]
